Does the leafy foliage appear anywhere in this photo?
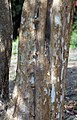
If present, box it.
[11,0,24,17]
[12,38,18,54]
[70,6,77,48]
[70,29,77,48]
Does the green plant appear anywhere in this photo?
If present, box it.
[12,38,18,54]
[70,6,77,48]
[70,29,77,48]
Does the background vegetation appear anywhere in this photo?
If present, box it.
[70,6,77,48]
[11,1,77,50]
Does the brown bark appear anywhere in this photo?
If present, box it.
[12,0,74,120]
[13,0,50,119]
[50,0,75,119]
[0,0,12,100]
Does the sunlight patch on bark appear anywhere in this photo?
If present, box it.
[52,0,62,10]
[0,37,5,52]
[51,84,55,103]
[12,85,18,99]
[54,14,61,26]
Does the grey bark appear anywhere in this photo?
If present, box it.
[0,0,12,100]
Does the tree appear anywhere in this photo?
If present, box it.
[50,0,74,119]
[0,0,12,100]
[11,0,74,119]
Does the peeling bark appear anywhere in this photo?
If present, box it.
[12,0,50,119]
[12,0,74,120]
[50,0,75,119]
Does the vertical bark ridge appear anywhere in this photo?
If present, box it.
[50,0,63,119]
[34,0,51,120]
[50,0,74,119]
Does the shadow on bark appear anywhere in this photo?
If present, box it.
[0,0,12,101]
[11,0,24,40]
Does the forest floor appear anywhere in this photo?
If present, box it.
[0,48,77,120]
[65,48,77,120]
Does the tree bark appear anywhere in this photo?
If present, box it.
[50,0,75,119]
[50,1,64,119]
[12,0,74,120]
[0,0,12,100]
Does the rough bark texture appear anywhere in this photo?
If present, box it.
[50,0,75,119]
[0,0,12,100]
[11,0,74,120]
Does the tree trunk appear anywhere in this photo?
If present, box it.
[0,0,12,100]
[12,0,74,120]
[50,0,75,119]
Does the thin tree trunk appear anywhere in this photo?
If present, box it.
[50,0,75,119]
[0,0,12,100]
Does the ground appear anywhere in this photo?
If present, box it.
[65,48,77,119]
[0,48,77,120]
